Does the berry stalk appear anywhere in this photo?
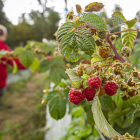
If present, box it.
[106,34,126,63]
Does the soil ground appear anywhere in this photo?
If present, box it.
[0,72,50,140]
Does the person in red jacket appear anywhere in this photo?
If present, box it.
[0,25,26,101]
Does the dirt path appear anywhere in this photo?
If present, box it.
[0,72,50,140]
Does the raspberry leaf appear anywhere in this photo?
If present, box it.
[125,18,137,28]
[29,58,40,72]
[126,106,137,123]
[38,58,64,73]
[76,4,82,14]
[129,118,140,138]
[12,60,18,74]
[84,2,104,12]
[57,22,76,42]
[50,67,68,84]
[112,90,133,110]
[99,95,114,111]
[19,50,34,67]
[66,68,83,88]
[43,91,59,104]
[92,94,122,139]
[60,29,95,62]
[111,11,126,28]
[49,96,66,120]
[79,13,107,31]
[121,25,137,49]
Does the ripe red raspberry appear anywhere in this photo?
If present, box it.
[88,76,102,89]
[47,56,52,60]
[69,90,85,105]
[104,81,118,96]
[82,87,96,101]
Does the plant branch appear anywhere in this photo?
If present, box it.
[106,34,126,63]
[109,29,140,36]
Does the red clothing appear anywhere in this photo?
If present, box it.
[0,41,26,88]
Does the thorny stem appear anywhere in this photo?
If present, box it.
[109,28,140,36]
[106,34,126,63]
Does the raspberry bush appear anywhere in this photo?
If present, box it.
[54,2,140,139]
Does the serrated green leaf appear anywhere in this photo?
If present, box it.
[19,50,34,67]
[121,25,137,49]
[129,118,140,138]
[61,89,69,100]
[13,47,24,56]
[61,32,79,62]
[66,68,82,88]
[92,95,122,139]
[79,13,107,31]
[49,96,66,120]
[99,95,114,111]
[38,60,52,73]
[29,58,40,72]
[57,22,76,42]
[44,90,59,103]
[38,58,64,73]
[108,108,129,124]
[12,60,18,74]
[60,28,95,62]
[112,90,133,110]
[75,28,95,55]
[50,67,67,84]
[126,106,137,123]
[125,18,137,28]
[111,11,126,28]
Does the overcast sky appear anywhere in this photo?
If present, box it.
[3,0,140,25]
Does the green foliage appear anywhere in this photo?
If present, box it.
[121,25,137,49]
[12,61,18,74]
[19,50,34,67]
[60,106,101,140]
[99,95,114,111]
[49,95,66,120]
[66,68,82,88]
[92,95,122,139]
[79,13,107,31]
[60,28,95,62]
[29,58,40,72]
[125,18,137,28]
[112,90,134,110]
[57,22,76,42]
[111,11,126,27]
[129,118,140,138]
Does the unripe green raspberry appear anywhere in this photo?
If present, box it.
[133,71,139,77]
[120,93,130,101]
[120,46,131,57]
[98,30,106,39]
[112,63,124,75]
[95,40,104,46]
[76,66,83,76]
[127,78,135,87]
[110,35,117,41]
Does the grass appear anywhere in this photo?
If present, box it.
[0,72,50,140]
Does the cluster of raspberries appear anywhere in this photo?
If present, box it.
[69,76,118,105]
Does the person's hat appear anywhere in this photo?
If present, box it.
[0,25,7,42]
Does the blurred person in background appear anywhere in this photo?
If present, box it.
[0,24,26,101]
